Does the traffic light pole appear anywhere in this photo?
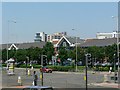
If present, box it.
[85,54,88,90]
[26,56,29,75]
[41,55,47,86]
[41,55,43,86]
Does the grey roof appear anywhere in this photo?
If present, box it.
[65,36,85,44]
[80,38,118,47]
[1,42,46,50]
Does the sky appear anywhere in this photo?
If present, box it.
[2,2,118,44]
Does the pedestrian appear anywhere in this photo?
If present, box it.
[33,71,38,86]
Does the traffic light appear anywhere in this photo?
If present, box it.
[87,54,92,67]
[43,56,47,66]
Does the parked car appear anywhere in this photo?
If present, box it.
[40,67,52,73]
[101,62,112,66]
[15,61,24,67]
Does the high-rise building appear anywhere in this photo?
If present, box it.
[47,32,67,45]
[34,32,47,42]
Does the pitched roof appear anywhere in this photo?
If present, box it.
[1,42,46,50]
[56,36,85,47]
[80,38,118,47]
[65,36,85,44]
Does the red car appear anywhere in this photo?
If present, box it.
[40,67,52,73]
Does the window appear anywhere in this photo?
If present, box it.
[63,42,66,47]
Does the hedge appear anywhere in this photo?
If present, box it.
[47,66,85,72]
[19,64,41,68]
[2,64,7,67]
[93,66,110,71]
[2,63,114,72]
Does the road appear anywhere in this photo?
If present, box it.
[1,68,117,89]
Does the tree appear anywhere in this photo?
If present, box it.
[105,44,117,63]
[2,49,7,62]
[86,46,105,63]
[58,47,68,65]
[26,47,43,64]
[42,42,54,64]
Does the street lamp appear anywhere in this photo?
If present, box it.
[7,20,16,61]
[114,54,117,83]
[112,16,119,72]
[72,29,78,72]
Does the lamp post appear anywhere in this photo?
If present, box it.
[114,54,117,83]
[72,29,78,72]
[7,20,16,61]
[112,16,119,73]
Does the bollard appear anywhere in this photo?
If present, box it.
[18,76,22,86]
[31,66,34,75]
[104,74,109,83]
[109,70,111,74]
[109,67,112,74]
[28,69,30,76]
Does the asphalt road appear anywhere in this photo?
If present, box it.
[1,68,110,89]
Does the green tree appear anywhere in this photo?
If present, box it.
[15,49,27,62]
[105,44,117,63]
[58,47,68,65]
[86,46,105,63]
[42,42,54,64]
[2,49,7,62]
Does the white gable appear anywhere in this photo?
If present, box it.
[8,44,18,50]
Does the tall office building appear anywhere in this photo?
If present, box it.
[34,32,47,42]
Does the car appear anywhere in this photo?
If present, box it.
[15,61,24,67]
[101,62,112,66]
[40,67,52,73]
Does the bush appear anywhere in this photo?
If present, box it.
[2,64,7,67]
[93,66,109,71]
[47,66,85,72]
[19,64,41,68]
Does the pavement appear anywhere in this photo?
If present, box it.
[90,82,119,89]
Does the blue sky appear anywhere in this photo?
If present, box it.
[2,2,118,44]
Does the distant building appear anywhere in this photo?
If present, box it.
[47,32,67,45]
[96,31,117,39]
[80,38,118,47]
[54,35,85,56]
[1,42,46,50]
[34,32,47,42]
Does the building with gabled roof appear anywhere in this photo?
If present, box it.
[1,42,46,50]
[55,36,85,48]
[80,38,118,47]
